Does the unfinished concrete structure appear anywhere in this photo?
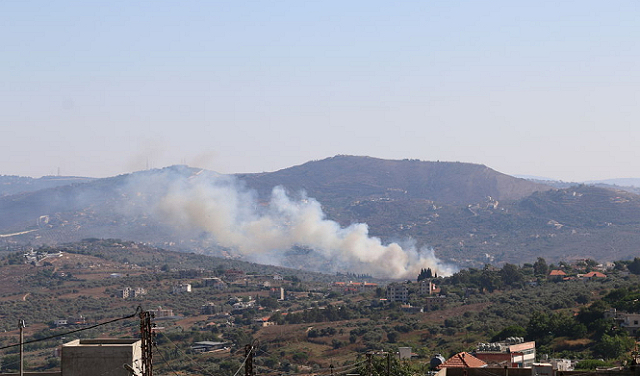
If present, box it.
[61,339,142,376]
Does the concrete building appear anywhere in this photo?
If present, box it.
[604,308,640,336]
[172,283,192,294]
[473,338,536,368]
[398,347,412,359]
[425,296,447,311]
[419,280,439,295]
[120,287,147,299]
[202,277,227,290]
[386,283,409,302]
[150,307,174,319]
[620,313,640,336]
[61,338,142,376]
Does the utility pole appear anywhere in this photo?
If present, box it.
[139,310,153,376]
[386,352,390,376]
[19,320,25,376]
[245,344,254,376]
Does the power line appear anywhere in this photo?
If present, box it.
[155,332,215,376]
[0,306,142,351]
[153,343,182,376]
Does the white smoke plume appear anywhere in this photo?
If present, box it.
[156,173,456,279]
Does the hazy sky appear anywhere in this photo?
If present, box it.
[1,1,638,181]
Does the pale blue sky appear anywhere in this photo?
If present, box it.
[1,1,638,181]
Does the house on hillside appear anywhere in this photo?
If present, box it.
[331,281,379,294]
[224,269,245,281]
[203,277,227,290]
[425,296,447,311]
[150,307,174,319]
[548,270,566,281]
[387,283,409,302]
[172,283,192,294]
[120,287,147,299]
[607,309,640,336]
[437,352,487,369]
[580,271,607,280]
[419,280,440,295]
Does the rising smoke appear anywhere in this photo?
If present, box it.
[153,170,456,279]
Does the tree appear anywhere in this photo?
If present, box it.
[500,263,524,287]
[593,334,634,359]
[491,325,526,342]
[387,331,399,343]
[533,257,549,276]
[628,257,640,275]
[479,269,501,292]
[417,268,433,281]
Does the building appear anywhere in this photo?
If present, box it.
[425,296,447,311]
[172,283,192,294]
[620,313,640,336]
[580,271,607,279]
[202,277,227,290]
[548,270,566,281]
[150,306,174,319]
[62,338,142,376]
[473,338,536,368]
[120,287,147,299]
[604,309,640,336]
[419,280,439,295]
[386,283,409,302]
[398,347,413,360]
[201,302,226,315]
[549,358,574,371]
[437,352,487,369]
[331,281,378,294]
[190,341,229,353]
[224,269,245,281]
[254,317,277,327]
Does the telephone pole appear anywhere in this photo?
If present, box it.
[19,320,25,376]
[139,310,154,376]
[245,344,254,376]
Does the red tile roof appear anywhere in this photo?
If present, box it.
[583,271,606,278]
[437,352,487,369]
[549,270,567,276]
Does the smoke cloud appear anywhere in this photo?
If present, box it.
[156,172,456,279]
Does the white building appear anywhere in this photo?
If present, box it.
[172,283,192,294]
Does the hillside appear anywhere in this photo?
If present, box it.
[3,157,640,270]
[0,240,638,374]
[237,155,551,205]
[336,185,640,265]
[0,175,95,197]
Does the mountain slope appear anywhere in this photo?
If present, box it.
[0,175,95,197]
[3,157,640,269]
[237,155,551,205]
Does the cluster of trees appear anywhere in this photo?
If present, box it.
[417,268,437,281]
[604,287,640,313]
[271,305,356,324]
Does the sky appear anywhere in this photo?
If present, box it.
[1,1,638,182]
